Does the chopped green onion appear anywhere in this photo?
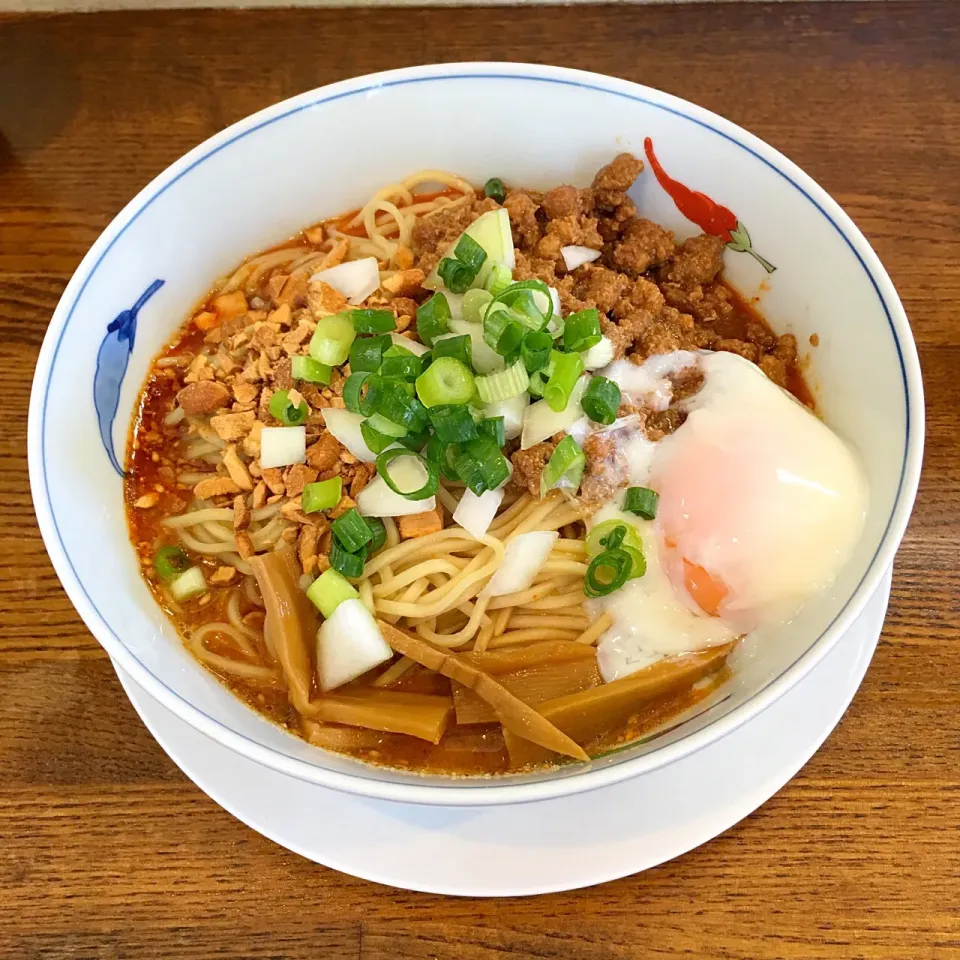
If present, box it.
[521,330,553,374]
[268,389,308,426]
[584,548,632,598]
[291,355,332,385]
[563,308,602,353]
[624,486,660,520]
[379,353,421,382]
[343,372,373,415]
[416,293,451,347]
[462,288,493,324]
[490,279,553,326]
[330,539,366,578]
[439,235,489,293]
[396,428,429,451]
[373,380,427,430]
[349,334,390,373]
[528,371,546,398]
[310,313,356,366]
[384,343,415,358]
[585,522,647,579]
[477,416,505,447]
[504,290,546,332]
[599,524,627,550]
[438,258,474,294]
[582,376,621,425]
[170,566,207,601]
[376,448,439,501]
[438,234,488,293]
[544,351,585,412]
[484,263,514,297]
[482,306,524,357]
[587,520,647,580]
[365,516,387,553]
[453,437,511,495]
[428,404,478,443]
[360,418,396,454]
[307,568,360,618]
[302,476,342,513]
[540,435,586,498]
[415,356,475,407]
[426,435,461,482]
[586,520,644,558]
[484,177,506,203]
[350,308,396,334]
[153,545,191,582]
[432,334,472,367]
[331,508,374,552]
[622,543,647,579]
[454,234,488,273]
[475,358,529,403]
[366,412,408,438]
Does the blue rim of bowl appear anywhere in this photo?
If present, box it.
[31,65,922,805]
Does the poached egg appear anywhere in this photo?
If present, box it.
[589,350,869,683]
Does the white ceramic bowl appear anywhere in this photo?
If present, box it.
[29,63,923,806]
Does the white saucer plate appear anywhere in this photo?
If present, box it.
[114,567,891,897]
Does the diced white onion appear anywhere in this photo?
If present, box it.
[260,426,306,469]
[561,245,602,271]
[566,415,591,445]
[356,474,436,518]
[581,336,616,371]
[484,531,559,597]
[449,318,504,374]
[453,487,504,540]
[549,287,561,316]
[316,598,393,691]
[520,376,590,449]
[170,566,207,601]
[483,394,529,441]
[320,409,378,463]
[545,287,564,339]
[311,257,380,305]
[390,332,429,357]
[443,291,465,321]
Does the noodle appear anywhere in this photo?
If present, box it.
[484,628,584,650]
[574,612,615,646]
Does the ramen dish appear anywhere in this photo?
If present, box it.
[125,152,868,775]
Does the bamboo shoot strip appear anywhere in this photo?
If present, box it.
[463,639,597,674]
[504,642,737,768]
[377,620,590,762]
[454,656,602,725]
[312,688,453,744]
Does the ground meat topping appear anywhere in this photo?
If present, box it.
[579,434,630,506]
[660,234,726,287]
[610,218,676,277]
[510,441,556,497]
[541,185,584,220]
[503,189,541,250]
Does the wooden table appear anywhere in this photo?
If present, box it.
[1,3,957,957]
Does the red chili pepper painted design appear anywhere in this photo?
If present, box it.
[643,137,775,274]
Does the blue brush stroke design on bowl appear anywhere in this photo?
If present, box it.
[93,279,165,477]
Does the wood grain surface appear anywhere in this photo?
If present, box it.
[1,3,958,958]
